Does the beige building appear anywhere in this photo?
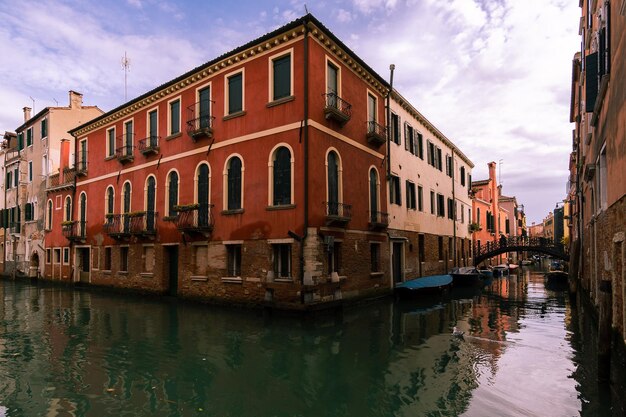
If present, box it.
[387,90,473,282]
[1,91,102,276]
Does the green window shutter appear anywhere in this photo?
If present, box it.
[170,100,180,134]
[228,73,243,114]
[585,52,598,113]
[26,129,32,146]
[273,55,291,100]
[41,119,47,138]
[18,133,23,150]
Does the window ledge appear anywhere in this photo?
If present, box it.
[166,132,182,141]
[274,278,293,283]
[222,209,244,216]
[223,110,247,121]
[266,95,295,108]
[140,272,154,278]
[221,276,243,284]
[119,271,128,275]
[104,155,116,161]
[191,275,208,282]
[266,204,296,211]
[370,272,384,278]
[102,270,112,274]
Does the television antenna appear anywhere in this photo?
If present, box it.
[121,51,131,101]
[498,159,503,186]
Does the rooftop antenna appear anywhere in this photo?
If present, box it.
[304,4,309,13]
[121,51,131,101]
[498,159,503,186]
[29,96,35,114]
[52,98,58,106]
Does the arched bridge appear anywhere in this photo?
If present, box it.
[473,236,569,266]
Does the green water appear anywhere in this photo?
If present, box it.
[0,270,623,416]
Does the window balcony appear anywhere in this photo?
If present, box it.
[368,210,389,230]
[173,203,214,236]
[323,93,351,126]
[186,103,214,141]
[46,168,76,191]
[324,201,352,227]
[366,121,387,147]
[138,136,160,156]
[75,158,88,177]
[115,143,135,164]
[104,212,158,239]
[62,221,87,242]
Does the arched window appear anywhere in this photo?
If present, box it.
[226,156,242,210]
[105,186,114,215]
[369,168,379,222]
[167,171,179,217]
[146,176,156,231]
[122,181,131,232]
[46,199,53,230]
[64,196,72,221]
[272,146,291,206]
[327,151,340,215]
[79,192,87,236]
[197,164,210,227]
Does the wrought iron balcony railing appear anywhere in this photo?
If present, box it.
[366,121,387,147]
[104,212,158,238]
[186,102,214,141]
[368,210,389,229]
[116,133,135,163]
[62,221,87,242]
[173,203,214,235]
[323,93,352,125]
[138,136,160,155]
[324,201,352,226]
[47,168,76,190]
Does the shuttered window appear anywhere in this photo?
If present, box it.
[327,152,339,214]
[228,73,243,114]
[170,100,180,135]
[227,157,242,210]
[168,172,179,216]
[585,52,598,113]
[273,147,291,206]
[41,119,47,138]
[272,54,291,100]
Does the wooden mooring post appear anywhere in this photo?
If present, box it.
[598,278,612,381]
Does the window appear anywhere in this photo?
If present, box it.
[460,166,466,186]
[122,182,131,233]
[64,196,72,221]
[271,53,292,101]
[327,151,341,214]
[226,244,242,277]
[226,71,243,115]
[461,205,465,223]
[28,161,32,182]
[437,193,445,217]
[14,168,18,187]
[391,113,401,144]
[226,157,242,210]
[197,86,211,128]
[369,168,379,221]
[145,176,156,232]
[370,243,380,273]
[78,139,87,171]
[104,247,112,270]
[417,186,423,211]
[272,146,291,206]
[196,164,211,227]
[46,248,51,264]
[63,247,69,264]
[327,61,339,96]
[390,175,401,205]
[54,248,61,265]
[46,200,53,230]
[406,181,416,210]
[476,208,481,225]
[106,128,115,157]
[416,132,424,159]
[367,93,377,123]
[427,141,434,166]
[123,120,133,155]
[148,109,158,142]
[120,247,129,272]
[273,244,291,279]
[405,123,414,155]
[169,99,181,135]
[26,128,33,147]
[446,155,453,177]
[6,171,11,190]
[167,171,179,217]
[25,202,34,221]
[447,198,454,220]
[505,218,510,234]
[105,186,114,217]
[436,147,443,171]
[430,190,435,214]
[328,242,341,275]
[41,119,47,139]
[17,132,23,150]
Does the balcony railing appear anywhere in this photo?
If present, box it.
[104,212,158,239]
[173,203,214,235]
[75,158,88,176]
[368,210,389,230]
[323,93,352,125]
[366,121,387,147]
[324,201,352,227]
[115,143,135,163]
[62,221,87,242]
[47,168,76,190]
[186,103,214,141]
[138,136,160,155]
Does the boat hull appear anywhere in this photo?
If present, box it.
[394,274,453,298]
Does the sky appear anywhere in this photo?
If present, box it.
[0,0,581,224]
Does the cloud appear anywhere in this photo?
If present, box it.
[336,9,353,23]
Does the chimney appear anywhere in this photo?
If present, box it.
[59,139,70,174]
[488,161,497,183]
[69,90,83,109]
[23,107,32,122]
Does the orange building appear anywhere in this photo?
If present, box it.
[44,14,392,309]
[470,162,500,259]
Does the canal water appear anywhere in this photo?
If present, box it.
[0,269,624,416]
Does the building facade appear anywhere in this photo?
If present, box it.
[1,92,102,277]
[569,0,626,344]
[44,15,394,309]
[387,91,473,282]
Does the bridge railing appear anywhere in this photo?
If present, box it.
[473,236,562,256]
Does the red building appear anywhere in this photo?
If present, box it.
[45,14,391,309]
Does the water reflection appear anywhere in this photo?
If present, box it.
[0,270,623,416]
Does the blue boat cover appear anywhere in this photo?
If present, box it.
[395,274,453,290]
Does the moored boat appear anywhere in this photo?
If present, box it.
[449,267,482,286]
[520,259,533,266]
[394,274,453,298]
[492,264,509,277]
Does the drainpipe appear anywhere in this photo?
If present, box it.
[386,65,395,180]
[299,21,310,292]
[451,151,457,266]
